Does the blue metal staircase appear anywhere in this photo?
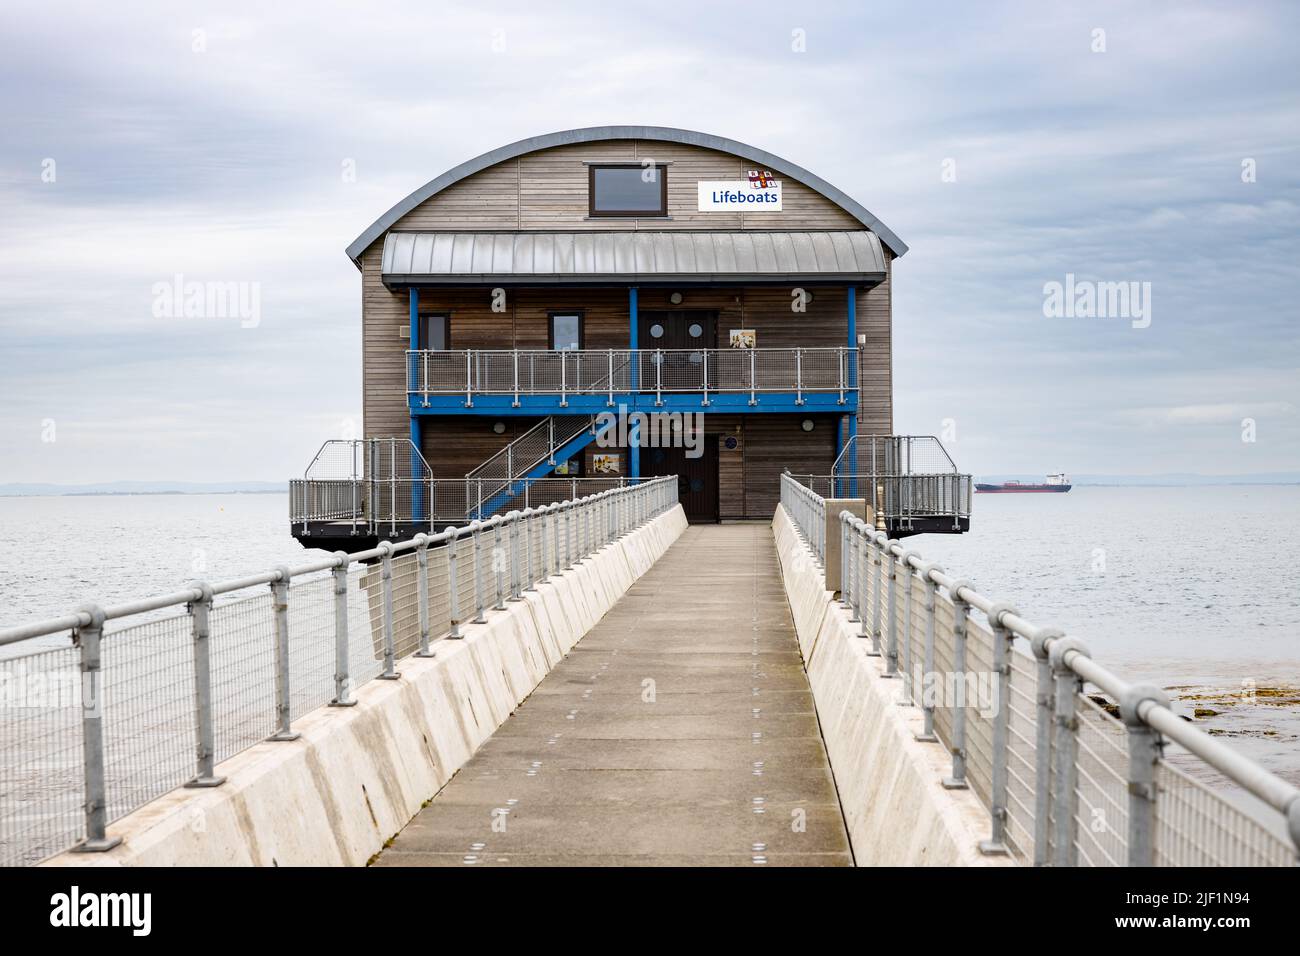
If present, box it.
[467,415,614,519]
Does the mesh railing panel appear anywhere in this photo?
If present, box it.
[390,553,422,660]
[101,614,196,825]
[1153,761,1295,867]
[426,545,452,641]
[209,592,277,764]
[964,615,997,812]
[0,644,84,867]
[347,565,384,687]
[1072,694,1129,867]
[287,575,337,720]
[931,592,956,751]
[1004,647,1041,863]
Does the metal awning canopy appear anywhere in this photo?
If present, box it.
[380,230,887,287]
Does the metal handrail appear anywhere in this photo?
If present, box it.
[779,472,1300,866]
[0,478,680,865]
[406,347,857,402]
[831,434,960,480]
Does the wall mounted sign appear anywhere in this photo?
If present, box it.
[729,329,756,349]
[697,170,783,211]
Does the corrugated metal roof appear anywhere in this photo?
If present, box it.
[381,231,886,284]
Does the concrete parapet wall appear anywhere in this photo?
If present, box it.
[772,504,1012,867]
[44,505,689,868]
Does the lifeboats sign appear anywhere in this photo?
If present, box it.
[698,169,783,211]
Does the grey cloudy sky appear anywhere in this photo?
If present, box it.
[1,0,1297,482]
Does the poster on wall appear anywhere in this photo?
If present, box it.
[592,454,621,475]
[729,329,756,349]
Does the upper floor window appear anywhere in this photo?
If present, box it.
[550,312,583,351]
[588,164,667,217]
[420,314,449,350]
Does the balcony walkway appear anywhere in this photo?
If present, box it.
[375,523,852,866]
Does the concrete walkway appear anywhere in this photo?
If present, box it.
[376,523,852,866]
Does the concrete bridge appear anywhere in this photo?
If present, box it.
[3,476,1297,868]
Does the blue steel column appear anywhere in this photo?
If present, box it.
[846,287,858,498]
[628,287,640,481]
[409,288,424,522]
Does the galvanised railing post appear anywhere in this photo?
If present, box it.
[415,534,434,657]
[330,553,355,705]
[185,582,224,788]
[942,578,974,791]
[1048,637,1090,867]
[884,538,900,678]
[899,551,919,706]
[795,347,803,405]
[377,546,400,681]
[839,513,852,609]
[915,561,943,742]
[447,528,464,638]
[523,508,537,592]
[269,566,301,739]
[979,602,1019,855]
[552,503,564,574]
[868,532,884,657]
[507,513,521,601]
[564,502,574,569]
[846,517,860,622]
[1030,627,1063,866]
[748,347,757,406]
[493,518,506,609]
[1119,684,1170,867]
[857,521,871,642]
[471,521,486,624]
[537,506,548,579]
[71,603,121,852]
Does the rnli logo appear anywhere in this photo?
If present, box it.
[747,169,776,188]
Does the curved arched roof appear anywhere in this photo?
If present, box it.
[346,126,907,266]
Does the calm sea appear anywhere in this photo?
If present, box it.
[0,486,1296,781]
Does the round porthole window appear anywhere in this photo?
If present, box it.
[688,323,703,338]
[649,323,664,338]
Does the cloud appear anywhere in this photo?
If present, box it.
[1,0,1298,481]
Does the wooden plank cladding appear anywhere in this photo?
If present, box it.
[355,128,902,520]
[383,140,863,235]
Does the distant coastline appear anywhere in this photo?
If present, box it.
[974,473,1300,489]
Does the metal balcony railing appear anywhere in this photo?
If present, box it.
[291,476,643,535]
[788,472,973,530]
[793,434,972,533]
[406,347,858,406]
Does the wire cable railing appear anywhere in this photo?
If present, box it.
[779,473,1300,866]
[0,478,679,867]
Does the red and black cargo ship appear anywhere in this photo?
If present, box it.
[975,474,1072,493]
